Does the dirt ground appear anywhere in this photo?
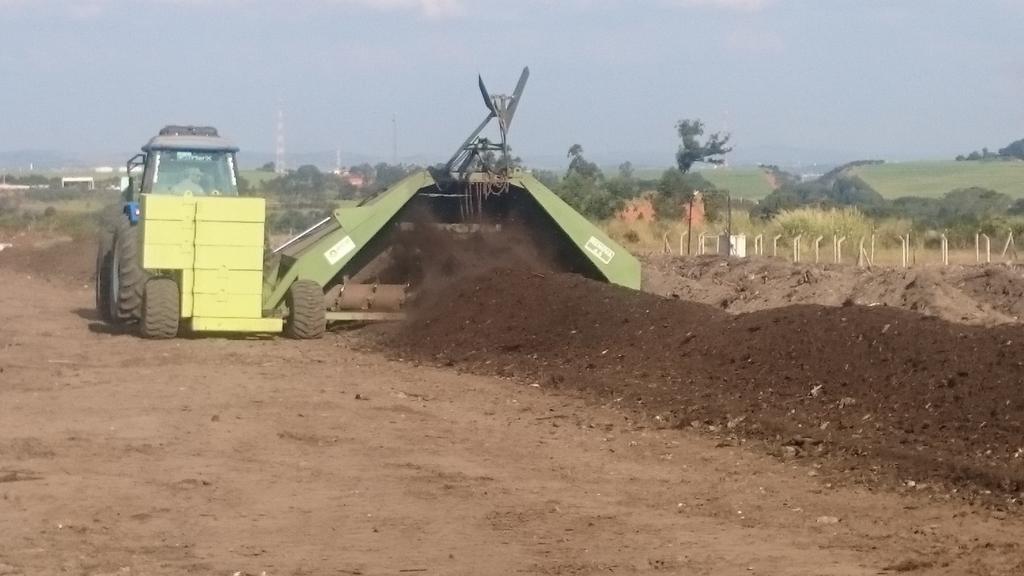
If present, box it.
[642,255,1024,326]
[2,245,1024,575]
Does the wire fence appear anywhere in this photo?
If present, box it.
[661,230,1019,268]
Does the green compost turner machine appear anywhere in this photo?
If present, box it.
[95,68,641,338]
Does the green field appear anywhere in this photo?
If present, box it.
[698,167,777,200]
[850,160,1024,199]
[239,170,279,186]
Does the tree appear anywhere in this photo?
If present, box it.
[653,168,718,219]
[556,172,620,220]
[259,161,276,172]
[566,144,602,179]
[618,161,634,180]
[675,119,732,173]
[373,163,416,190]
[999,138,1024,159]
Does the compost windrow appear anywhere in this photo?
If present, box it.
[387,268,1024,499]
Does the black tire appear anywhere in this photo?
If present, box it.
[111,215,146,322]
[94,231,114,323]
[285,280,326,339]
[139,277,180,339]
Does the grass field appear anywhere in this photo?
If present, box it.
[850,160,1024,199]
[698,167,777,200]
[618,166,779,200]
[240,170,279,187]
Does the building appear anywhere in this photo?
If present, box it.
[61,176,95,190]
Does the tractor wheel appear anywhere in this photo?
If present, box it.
[285,280,326,339]
[139,277,180,339]
[111,215,146,322]
[94,231,114,323]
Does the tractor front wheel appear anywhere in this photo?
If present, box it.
[112,216,146,322]
[139,277,180,339]
[285,280,326,339]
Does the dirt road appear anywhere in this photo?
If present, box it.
[1,266,1023,575]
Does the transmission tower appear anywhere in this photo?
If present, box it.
[275,107,286,175]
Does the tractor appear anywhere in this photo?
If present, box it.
[95,68,641,339]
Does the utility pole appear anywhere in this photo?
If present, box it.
[392,114,398,165]
[275,106,286,175]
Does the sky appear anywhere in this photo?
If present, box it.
[1,0,1022,168]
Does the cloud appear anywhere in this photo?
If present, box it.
[341,0,460,18]
[668,0,774,11]
[0,0,463,18]
[1,0,776,19]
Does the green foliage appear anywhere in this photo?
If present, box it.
[675,119,732,173]
[555,172,622,220]
[754,172,885,219]
[566,144,602,179]
[0,173,59,187]
[371,163,417,191]
[532,169,561,190]
[999,139,1024,159]
[957,137,1024,162]
[551,145,627,220]
[652,168,732,221]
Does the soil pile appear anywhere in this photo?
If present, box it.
[642,255,1024,326]
[390,268,1024,499]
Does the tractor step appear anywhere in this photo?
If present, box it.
[191,317,283,333]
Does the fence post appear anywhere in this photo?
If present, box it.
[773,234,782,258]
[836,237,847,264]
[814,236,823,263]
[1003,230,1017,261]
[792,235,802,262]
[941,233,949,266]
[982,233,991,263]
[754,234,763,256]
[870,234,876,264]
[857,237,867,268]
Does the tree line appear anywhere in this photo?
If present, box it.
[956,137,1024,162]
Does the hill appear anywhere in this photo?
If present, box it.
[850,160,1024,199]
[698,167,777,200]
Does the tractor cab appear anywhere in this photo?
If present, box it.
[123,126,240,220]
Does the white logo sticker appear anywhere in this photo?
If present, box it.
[324,236,356,265]
[585,236,615,265]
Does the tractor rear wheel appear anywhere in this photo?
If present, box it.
[112,215,146,322]
[139,277,180,339]
[285,280,326,339]
[94,231,114,323]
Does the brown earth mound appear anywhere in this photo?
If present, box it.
[642,254,1024,326]
[388,269,1024,501]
